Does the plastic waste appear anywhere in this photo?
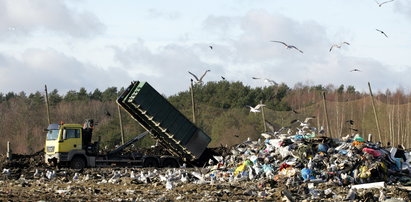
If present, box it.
[301,168,316,181]
[317,144,328,153]
[354,134,365,142]
[362,148,382,157]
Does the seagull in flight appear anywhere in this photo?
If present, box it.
[376,29,388,38]
[188,70,210,84]
[374,0,395,7]
[252,77,278,85]
[350,68,361,72]
[246,104,266,113]
[329,42,350,52]
[270,41,303,53]
[291,116,316,127]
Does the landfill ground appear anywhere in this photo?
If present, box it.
[1,136,411,201]
[0,152,411,201]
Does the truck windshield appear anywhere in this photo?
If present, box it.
[47,129,60,140]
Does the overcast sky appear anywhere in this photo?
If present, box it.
[1,0,410,96]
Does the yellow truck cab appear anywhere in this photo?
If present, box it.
[45,120,97,169]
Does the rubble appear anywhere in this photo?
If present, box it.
[1,121,411,200]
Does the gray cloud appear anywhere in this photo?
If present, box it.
[0,49,131,94]
[111,40,225,96]
[0,0,105,38]
[109,9,410,96]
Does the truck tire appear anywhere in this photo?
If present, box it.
[70,156,86,169]
[162,158,179,168]
[143,158,159,168]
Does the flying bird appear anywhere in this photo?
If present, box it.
[252,77,278,85]
[188,70,211,84]
[246,104,266,113]
[105,110,111,117]
[346,120,354,125]
[290,116,316,127]
[209,45,213,50]
[329,42,350,52]
[221,76,226,80]
[350,68,361,72]
[376,29,388,38]
[270,41,303,53]
[374,0,394,7]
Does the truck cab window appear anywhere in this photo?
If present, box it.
[65,129,80,139]
[47,129,59,140]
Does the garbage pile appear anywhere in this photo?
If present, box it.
[202,123,411,201]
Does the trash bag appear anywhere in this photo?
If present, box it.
[317,144,329,153]
[301,168,316,180]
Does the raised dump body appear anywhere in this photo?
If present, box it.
[117,81,211,161]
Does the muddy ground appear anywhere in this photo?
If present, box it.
[0,151,410,201]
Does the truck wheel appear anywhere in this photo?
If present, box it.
[70,156,86,169]
[143,158,159,168]
[163,158,179,168]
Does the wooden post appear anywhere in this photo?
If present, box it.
[118,105,125,145]
[44,85,51,125]
[260,100,267,132]
[368,82,382,143]
[190,80,196,124]
[6,141,11,160]
[322,92,332,137]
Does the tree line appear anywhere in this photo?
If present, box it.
[0,81,409,154]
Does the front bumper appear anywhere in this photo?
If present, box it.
[45,153,68,165]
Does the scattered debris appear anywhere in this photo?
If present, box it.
[0,118,411,200]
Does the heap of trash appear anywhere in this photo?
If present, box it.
[201,122,411,201]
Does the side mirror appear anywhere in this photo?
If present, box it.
[43,128,49,132]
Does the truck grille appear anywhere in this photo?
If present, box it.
[47,146,55,152]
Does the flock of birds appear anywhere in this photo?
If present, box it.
[189,0,399,84]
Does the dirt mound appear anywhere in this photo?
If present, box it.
[0,149,46,170]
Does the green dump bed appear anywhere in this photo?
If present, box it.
[116,81,211,161]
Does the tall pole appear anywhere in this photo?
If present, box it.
[322,92,332,137]
[118,105,125,145]
[44,85,51,125]
[368,82,382,143]
[190,79,196,124]
[260,100,267,132]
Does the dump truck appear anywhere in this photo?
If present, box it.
[44,81,212,169]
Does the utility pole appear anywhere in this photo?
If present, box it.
[190,79,196,124]
[118,105,125,145]
[44,85,51,125]
[322,92,332,137]
[368,82,382,143]
[260,100,267,132]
